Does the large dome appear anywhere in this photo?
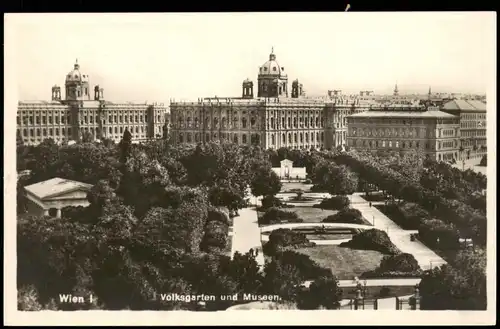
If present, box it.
[258,51,287,77]
[65,60,89,83]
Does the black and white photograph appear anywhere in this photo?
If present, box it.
[4,12,496,326]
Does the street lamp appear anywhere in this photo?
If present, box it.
[372,215,375,226]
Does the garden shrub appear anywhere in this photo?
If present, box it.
[339,229,400,255]
[314,196,350,210]
[418,219,461,250]
[361,253,422,278]
[259,207,303,225]
[322,208,364,224]
[479,155,486,166]
[263,229,315,255]
[261,195,284,210]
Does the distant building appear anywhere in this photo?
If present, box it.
[441,99,487,160]
[272,159,307,180]
[346,105,461,162]
[24,177,93,218]
[17,60,168,146]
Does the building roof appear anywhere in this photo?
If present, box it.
[258,50,287,78]
[348,110,457,119]
[442,99,486,111]
[24,177,93,200]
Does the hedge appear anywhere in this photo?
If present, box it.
[263,229,315,255]
[259,207,303,225]
[339,229,400,255]
[322,208,364,225]
[313,196,350,210]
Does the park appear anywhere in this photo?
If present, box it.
[16,136,487,311]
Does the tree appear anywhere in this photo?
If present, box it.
[81,131,94,143]
[312,161,358,196]
[250,167,282,198]
[297,275,342,310]
[479,155,487,166]
[119,128,133,163]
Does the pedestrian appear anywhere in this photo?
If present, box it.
[256,249,259,257]
[369,201,372,208]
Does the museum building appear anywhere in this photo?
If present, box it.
[17,60,168,146]
[169,49,375,150]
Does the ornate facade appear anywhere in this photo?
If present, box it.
[346,106,461,161]
[17,60,168,146]
[170,49,373,150]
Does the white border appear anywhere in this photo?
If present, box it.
[4,12,497,326]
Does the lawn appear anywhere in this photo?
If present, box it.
[289,207,338,223]
[295,245,384,280]
[306,234,353,240]
[281,182,313,193]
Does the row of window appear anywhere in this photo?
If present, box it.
[20,126,162,139]
[461,121,486,129]
[351,139,438,150]
[462,130,487,137]
[17,114,164,126]
[462,113,486,120]
[174,109,324,117]
[21,127,73,137]
[175,131,326,146]
[350,118,459,125]
[18,115,71,125]
[442,129,456,137]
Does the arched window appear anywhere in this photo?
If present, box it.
[270,118,274,128]
[299,133,303,143]
[234,135,238,144]
[187,133,192,143]
[282,133,286,143]
[179,133,184,143]
[271,134,275,145]
[294,133,298,143]
[242,134,247,144]
[250,118,256,127]
[242,118,247,128]
[288,133,292,143]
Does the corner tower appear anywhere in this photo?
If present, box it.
[257,48,288,98]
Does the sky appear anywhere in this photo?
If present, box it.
[8,12,496,103]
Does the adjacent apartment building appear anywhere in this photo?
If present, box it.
[346,105,461,162]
